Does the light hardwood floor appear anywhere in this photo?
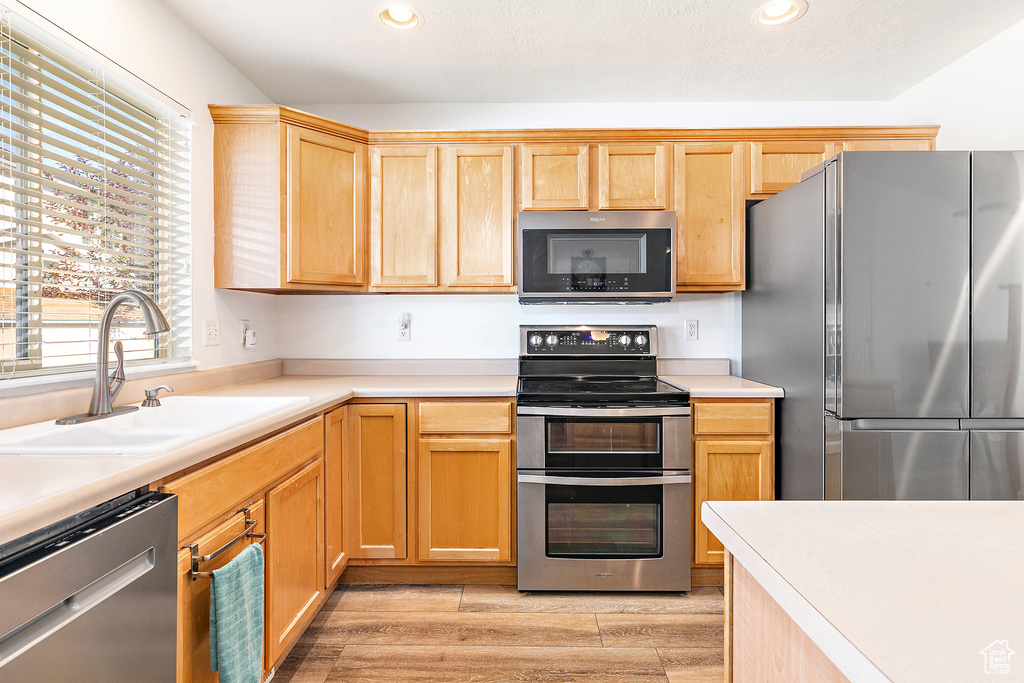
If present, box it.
[274,584,725,682]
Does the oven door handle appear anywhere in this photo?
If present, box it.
[517,473,691,486]
[516,406,691,418]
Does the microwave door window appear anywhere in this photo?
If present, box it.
[520,227,672,295]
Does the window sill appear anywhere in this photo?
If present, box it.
[0,361,199,399]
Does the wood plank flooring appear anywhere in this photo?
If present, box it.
[274,585,725,682]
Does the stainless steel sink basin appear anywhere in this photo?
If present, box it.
[0,395,311,456]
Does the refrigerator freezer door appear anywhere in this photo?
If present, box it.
[825,416,969,500]
[971,151,1024,418]
[971,431,1024,500]
[744,167,827,499]
[835,152,971,419]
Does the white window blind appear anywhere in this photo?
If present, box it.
[0,7,191,380]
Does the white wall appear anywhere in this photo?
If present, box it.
[299,100,916,132]
[277,293,738,360]
[892,17,1024,150]
[16,0,282,370]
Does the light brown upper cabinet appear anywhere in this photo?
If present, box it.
[674,142,745,292]
[287,127,366,286]
[840,139,934,152]
[520,144,589,210]
[370,145,438,289]
[597,144,668,210]
[439,145,515,289]
[210,105,368,291]
[748,141,836,196]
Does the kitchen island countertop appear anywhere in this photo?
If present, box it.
[702,500,1024,682]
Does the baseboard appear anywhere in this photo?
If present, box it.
[692,565,725,587]
[340,565,518,585]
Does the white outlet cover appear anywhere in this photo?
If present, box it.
[203,318,221,346]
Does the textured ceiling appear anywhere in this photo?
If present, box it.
[158,0,1024,104]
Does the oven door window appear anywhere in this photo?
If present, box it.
[545,481,662,559]
[547,418,661,468]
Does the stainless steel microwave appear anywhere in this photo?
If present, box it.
[517,211,676,304]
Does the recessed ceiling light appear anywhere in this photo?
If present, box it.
[380,4,423,30]
[751,0,808,27]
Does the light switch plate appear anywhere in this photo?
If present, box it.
[203,318,220,346]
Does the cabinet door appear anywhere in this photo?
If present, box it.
[439,145,514,288]
[323,407,347,589]
[286,126,366,285]
[177,504,265,683]
[749,141,836,196]
[520,144,589,210]
[840,139,933,152]
[266,459,324,668]
[370,145,438,288]
[694,440,773,565]
[674,142,745,290]
[417,438,511,562]
[345,403,407,559]
[597,144,667,210]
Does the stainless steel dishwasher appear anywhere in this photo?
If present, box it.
[0,491,177,682]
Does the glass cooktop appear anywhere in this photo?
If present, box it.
[517,376,689,405]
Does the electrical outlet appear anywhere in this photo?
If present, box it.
[203,318,220,346]
[241,319,257,347]
[685,319,698,341]
[397,312,411,341]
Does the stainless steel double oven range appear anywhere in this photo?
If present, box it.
[516,325,692,592]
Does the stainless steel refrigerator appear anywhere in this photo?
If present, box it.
[743,151,1024,500]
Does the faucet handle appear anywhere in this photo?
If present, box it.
[142,385,173,407]
[108,341,126,404]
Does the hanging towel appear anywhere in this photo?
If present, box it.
[210,542,264,683]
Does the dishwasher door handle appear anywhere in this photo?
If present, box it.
[517,473,691,487]
[0,547,155,668]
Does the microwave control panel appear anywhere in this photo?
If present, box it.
[520,326,656,355]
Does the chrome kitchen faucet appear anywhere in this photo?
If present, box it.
[56,290,170,425]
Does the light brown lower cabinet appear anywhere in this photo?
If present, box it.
[344,403,408,559]
[417,437,512,562]
[163,417,326,682]
[265,458,324,666]
[176,504,265,683]
[692,399,775,568]
[323,407,347,587]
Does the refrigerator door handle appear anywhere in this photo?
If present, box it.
[961,419,1024,430]
[848,419,961,431]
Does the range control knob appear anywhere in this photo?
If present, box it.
[545,334,559,347]
[529,333,543,347]
[618,334,632,347]
[634,333,648,347]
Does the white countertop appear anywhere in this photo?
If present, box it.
[0,372,780,547]
[663,374,784,398]
[702,500,1024,682]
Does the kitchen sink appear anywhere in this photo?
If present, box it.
[0,395,311,456]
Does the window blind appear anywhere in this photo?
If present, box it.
[0,7,191,379]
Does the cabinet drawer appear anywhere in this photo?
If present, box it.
[418,400,512,434]
[162,417,323,540]
[693,401,772,435]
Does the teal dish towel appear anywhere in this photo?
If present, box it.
[210,542,264,683]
